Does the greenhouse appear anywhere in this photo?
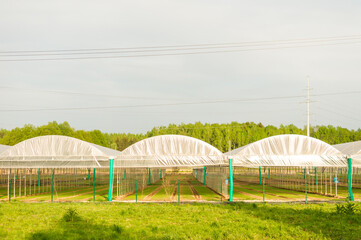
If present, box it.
[226,135,355,202]
[0,134,359,203]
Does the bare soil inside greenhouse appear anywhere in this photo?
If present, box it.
[1,173,359,203]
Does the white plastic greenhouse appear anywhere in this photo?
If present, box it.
[0,134,358,203]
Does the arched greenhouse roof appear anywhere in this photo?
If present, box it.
[333,141,361,166]
[0,144,10,154]
[226,134,346,167]
[0,135,121,168]
[116,135,227,168]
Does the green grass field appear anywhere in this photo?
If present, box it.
[0,202,360,239]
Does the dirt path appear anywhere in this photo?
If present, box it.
[144,186,163,201]
[25,187,108,202]
[188,181,201,200]
[234,189,263,200]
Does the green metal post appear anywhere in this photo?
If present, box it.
[16,169,18,180]
[229,158,234,202]
[348,158,354,201]
[124,169,126,179]
[38,168,40,186]
[9,179,11,202]
[259,166,262,185]
[203,167,206,185]
[93,168,96,202]
[314,167,317,185]
[305,168,307,204]
[268,168,270,179]
[148,168,151,185]
[196,169,198,179]
[160,169,163,179]
[178,180,180,204]
[263,178,265,203]
[108,159,114,202]
[135,180,138,203]
[51,169,54,202]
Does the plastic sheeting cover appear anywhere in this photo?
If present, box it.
[0,135,121,168]
[333,141,361,166]
[116,135,227,168]
[226,134,346,167]
[0,144,10,154]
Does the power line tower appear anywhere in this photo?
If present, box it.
[306,76,310,137]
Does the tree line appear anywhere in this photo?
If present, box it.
[0,121,360,152]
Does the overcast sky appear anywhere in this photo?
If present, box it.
[1,1,361,134]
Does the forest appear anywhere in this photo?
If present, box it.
[0,121,360,152]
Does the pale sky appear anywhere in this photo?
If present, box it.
[1,1,361,133]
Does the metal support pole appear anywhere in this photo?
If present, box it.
[135,180,138,203]
[178,180,180,204]
[148,168,151,185]
[348,158,354,201]
[9,179,11,202]
[160,169,163,179]
[88,169,90,180]
[203,166,206,185]
[259,166,262,185]
[38,168,40,187]
[93,168,96,202]
[263,178,265,203]
[305,168,308,204]
[229,158,234,202]
[268,168,270,179]
[108,159,114,202]
[124,169,126,179]
[314,167,317,185]
[220,179,223,203]
[51,169,54,202]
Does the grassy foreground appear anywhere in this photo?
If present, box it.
[0,202,360,240]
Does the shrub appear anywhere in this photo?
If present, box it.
[62,208,81,222]
[335,202,359,215]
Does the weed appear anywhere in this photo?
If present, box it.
[62,207,81,222]
[335,202,359,215]
[112,224,124,234]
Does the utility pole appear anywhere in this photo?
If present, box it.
[306,76,310,137]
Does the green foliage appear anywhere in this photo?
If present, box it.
[1,202,361,239]
[336,202,360,215]
[62,208,81,222]
[1,121,361,152]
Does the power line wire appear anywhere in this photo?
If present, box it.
[0,90,359,112]
[2,34,361,54]
[1,39,361,62]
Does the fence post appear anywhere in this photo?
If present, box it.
[259,166,262,185]
[9,179,11,202]
[135,180,138,203]
[314,167,317,185]
[148,168,151,185]
[93,168,96,201]
[178,180,180,204]
[124,169,126,180]
[268,168,270,179]
[220,179,223,203]
[263,178,265,203]
[203,166,206,185]
[229,158,234,202]
[305,168,308,204]
[160,169,163,179]
[348,158,354,201]
[108,158,114,202]
[51,169,54,202]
